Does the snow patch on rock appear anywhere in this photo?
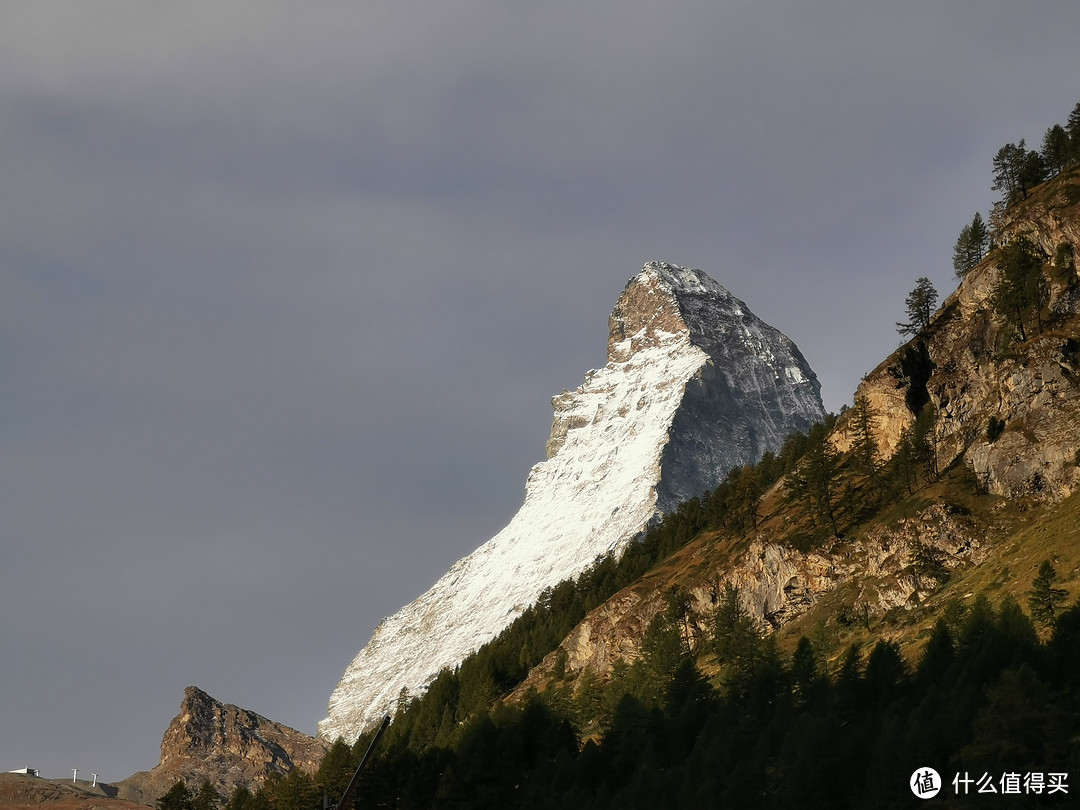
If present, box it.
[319,262,824,742]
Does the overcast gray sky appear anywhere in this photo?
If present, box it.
[2,2,1078,783]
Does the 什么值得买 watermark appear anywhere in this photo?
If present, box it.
[910,768,1068,799]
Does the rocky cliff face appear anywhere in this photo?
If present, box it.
[844,175,1080,500]
[516,499,991,693]
[116,687,329,805]
[319,262,824,743]
[518,176,1080,692]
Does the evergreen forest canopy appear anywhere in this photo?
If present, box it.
[161,98,1080,810]
[192,592,1080,809]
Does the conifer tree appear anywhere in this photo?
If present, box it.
[1067,100,1080,162]
[896,277,939,337]
[1029,560,1068,627]
[849,393,885,491]
[1020,149,1048,195]
[712,584,760,673]
[731,465,763,533]
[636,612,687,706]
[992,140,1029,204]
[801,424,841,535]
[158,781,194,810]
[1042,124,1071,176]
[191,781,220,810]
[992,235,1047,342]
[953,212,989,278]
[665,584,700,655]
[271,770,319,810]
[890,426,918,494]
[912,403,940,480]
[315,738,356,805]
[223,786,256,810]
[790,636,826,707]
[572,667,605,730]
[915,619,954,687]
[863,640,909,707]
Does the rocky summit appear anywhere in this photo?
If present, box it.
[115,686,328,805]
[319,261,825,743]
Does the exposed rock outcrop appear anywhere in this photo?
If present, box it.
[516,499,990,692]
[847,175,1080,500]
[320,262,825,743]
[116,687,328,805]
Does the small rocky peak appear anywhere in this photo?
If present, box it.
[159,685,327,772]
[116,686,329,805]
[159,686,235,765]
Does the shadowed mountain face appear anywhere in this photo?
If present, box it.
[319,261,824,744]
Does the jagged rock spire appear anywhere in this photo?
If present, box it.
[116,686,328,805]
[319,262,824,743]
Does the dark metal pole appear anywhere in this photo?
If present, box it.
[331,715,391,810]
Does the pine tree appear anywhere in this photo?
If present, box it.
[785,425,840,537]
[191,781,220,810]
[712,584,760,670]
[636,612,687,706]
[315,738,356,805]
[896,277,939,337]
[1067,100,1080,164]
[912,403,940,481]
[994,139,1049,204]
[863,640,909,707]
[731,465,763,533]
[1020,149,1048,196]
[953,212,989,279]
[915,619,954,687]
[796,424,841,535]
[992,140,1029,205]
[992,235,1047,342]
[790,636,825,707]
[223,786,255,810]
[1029,560,1068,627]
[890,426,918,494]
[665,584,700,655]
[269,770,319,810]
[849,394,885,489]
[1042,124,1071,176]
[158,781,194,810]
[571,667,605,730]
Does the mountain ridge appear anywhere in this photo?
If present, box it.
[114,686,328,806]
[319,261,825,743]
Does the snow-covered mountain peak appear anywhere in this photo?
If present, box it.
[640,260,721,294]
[318,263,824,744]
